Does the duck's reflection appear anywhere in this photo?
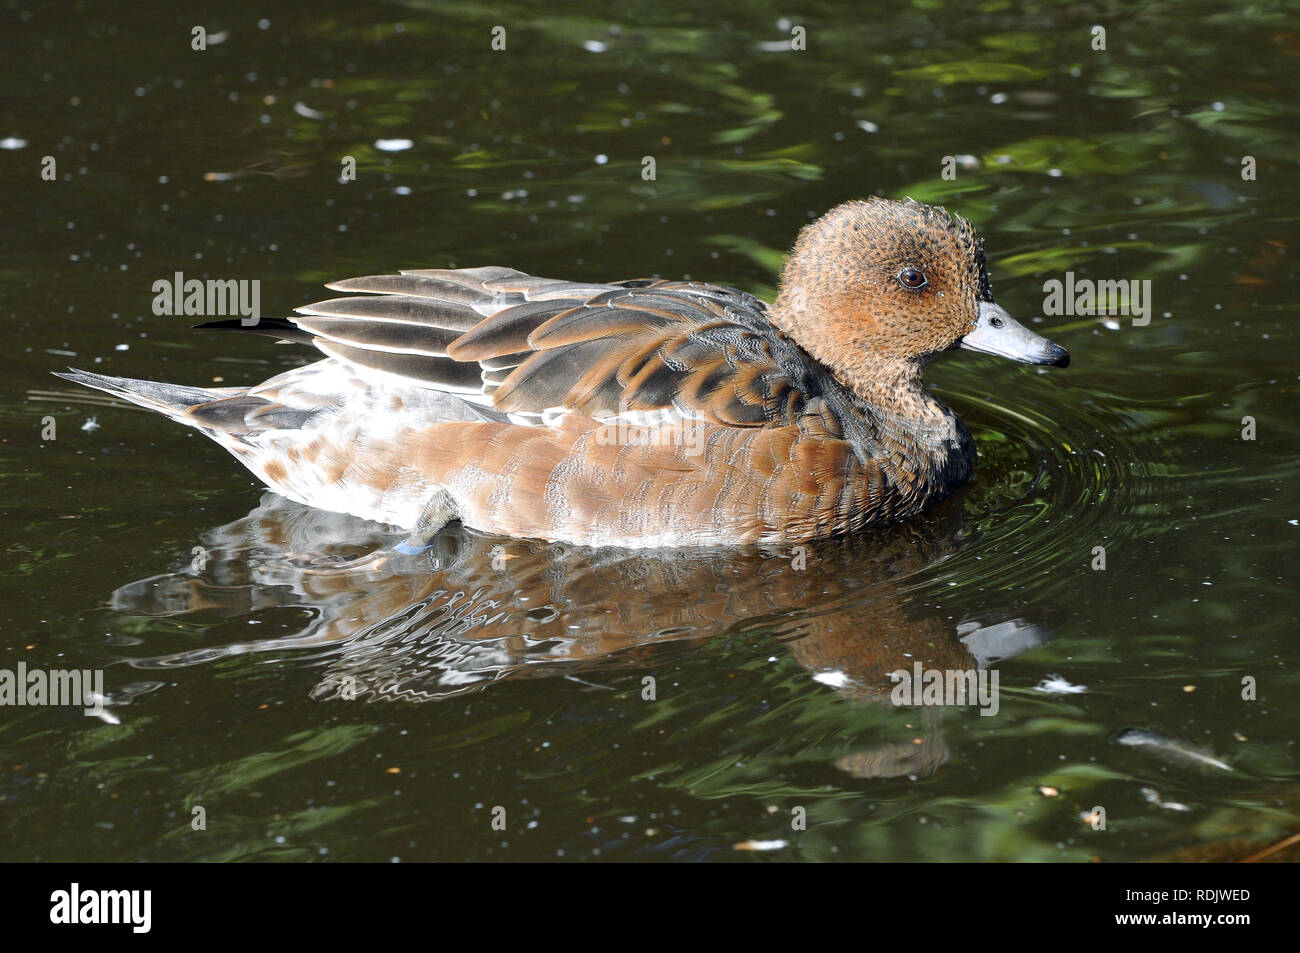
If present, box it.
[108,493,1052,777]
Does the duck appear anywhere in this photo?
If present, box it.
[56,197,1069,549]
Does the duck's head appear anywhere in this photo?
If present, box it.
[772,197,1068,395]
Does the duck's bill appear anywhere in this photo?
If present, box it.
[959,301,1070,367]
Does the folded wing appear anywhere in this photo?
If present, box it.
[203,267,832,430]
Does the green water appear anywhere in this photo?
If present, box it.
[2,0,1298,861]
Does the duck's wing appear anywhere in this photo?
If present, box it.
[203,268,829,429]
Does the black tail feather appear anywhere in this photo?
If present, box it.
[193,317,314,344]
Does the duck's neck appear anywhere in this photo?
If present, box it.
[838,357,945,426]
[767,305,973,484]
[834,357,975,492]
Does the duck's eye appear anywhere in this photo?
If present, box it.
[897,268,928,290]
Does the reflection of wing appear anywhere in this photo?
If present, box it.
[102,493,1048,698]
[101,495,1058,776]
[209,268,832,429]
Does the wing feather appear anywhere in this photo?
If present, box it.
[203,269,839,433]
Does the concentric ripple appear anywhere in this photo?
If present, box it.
[925,365,1175,599]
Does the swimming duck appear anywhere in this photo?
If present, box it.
[57,197,1068,548]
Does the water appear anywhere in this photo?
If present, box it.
[2,0,1298,861]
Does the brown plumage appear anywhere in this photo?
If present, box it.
[55,197,1069,548]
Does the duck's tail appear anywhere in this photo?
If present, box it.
[52,368,241,426]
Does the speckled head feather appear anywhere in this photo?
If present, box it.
[773,197,994,393]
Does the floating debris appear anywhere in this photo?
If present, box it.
[1240,832,1300,863]
[734,839,788,851]
[1035,673,1086,694]
[813,670,853,689]
[82,692,121,725]
[1112,728,1233,772]
[1140,786,1191,812]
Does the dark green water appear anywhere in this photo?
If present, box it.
[2,0,1298,861]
